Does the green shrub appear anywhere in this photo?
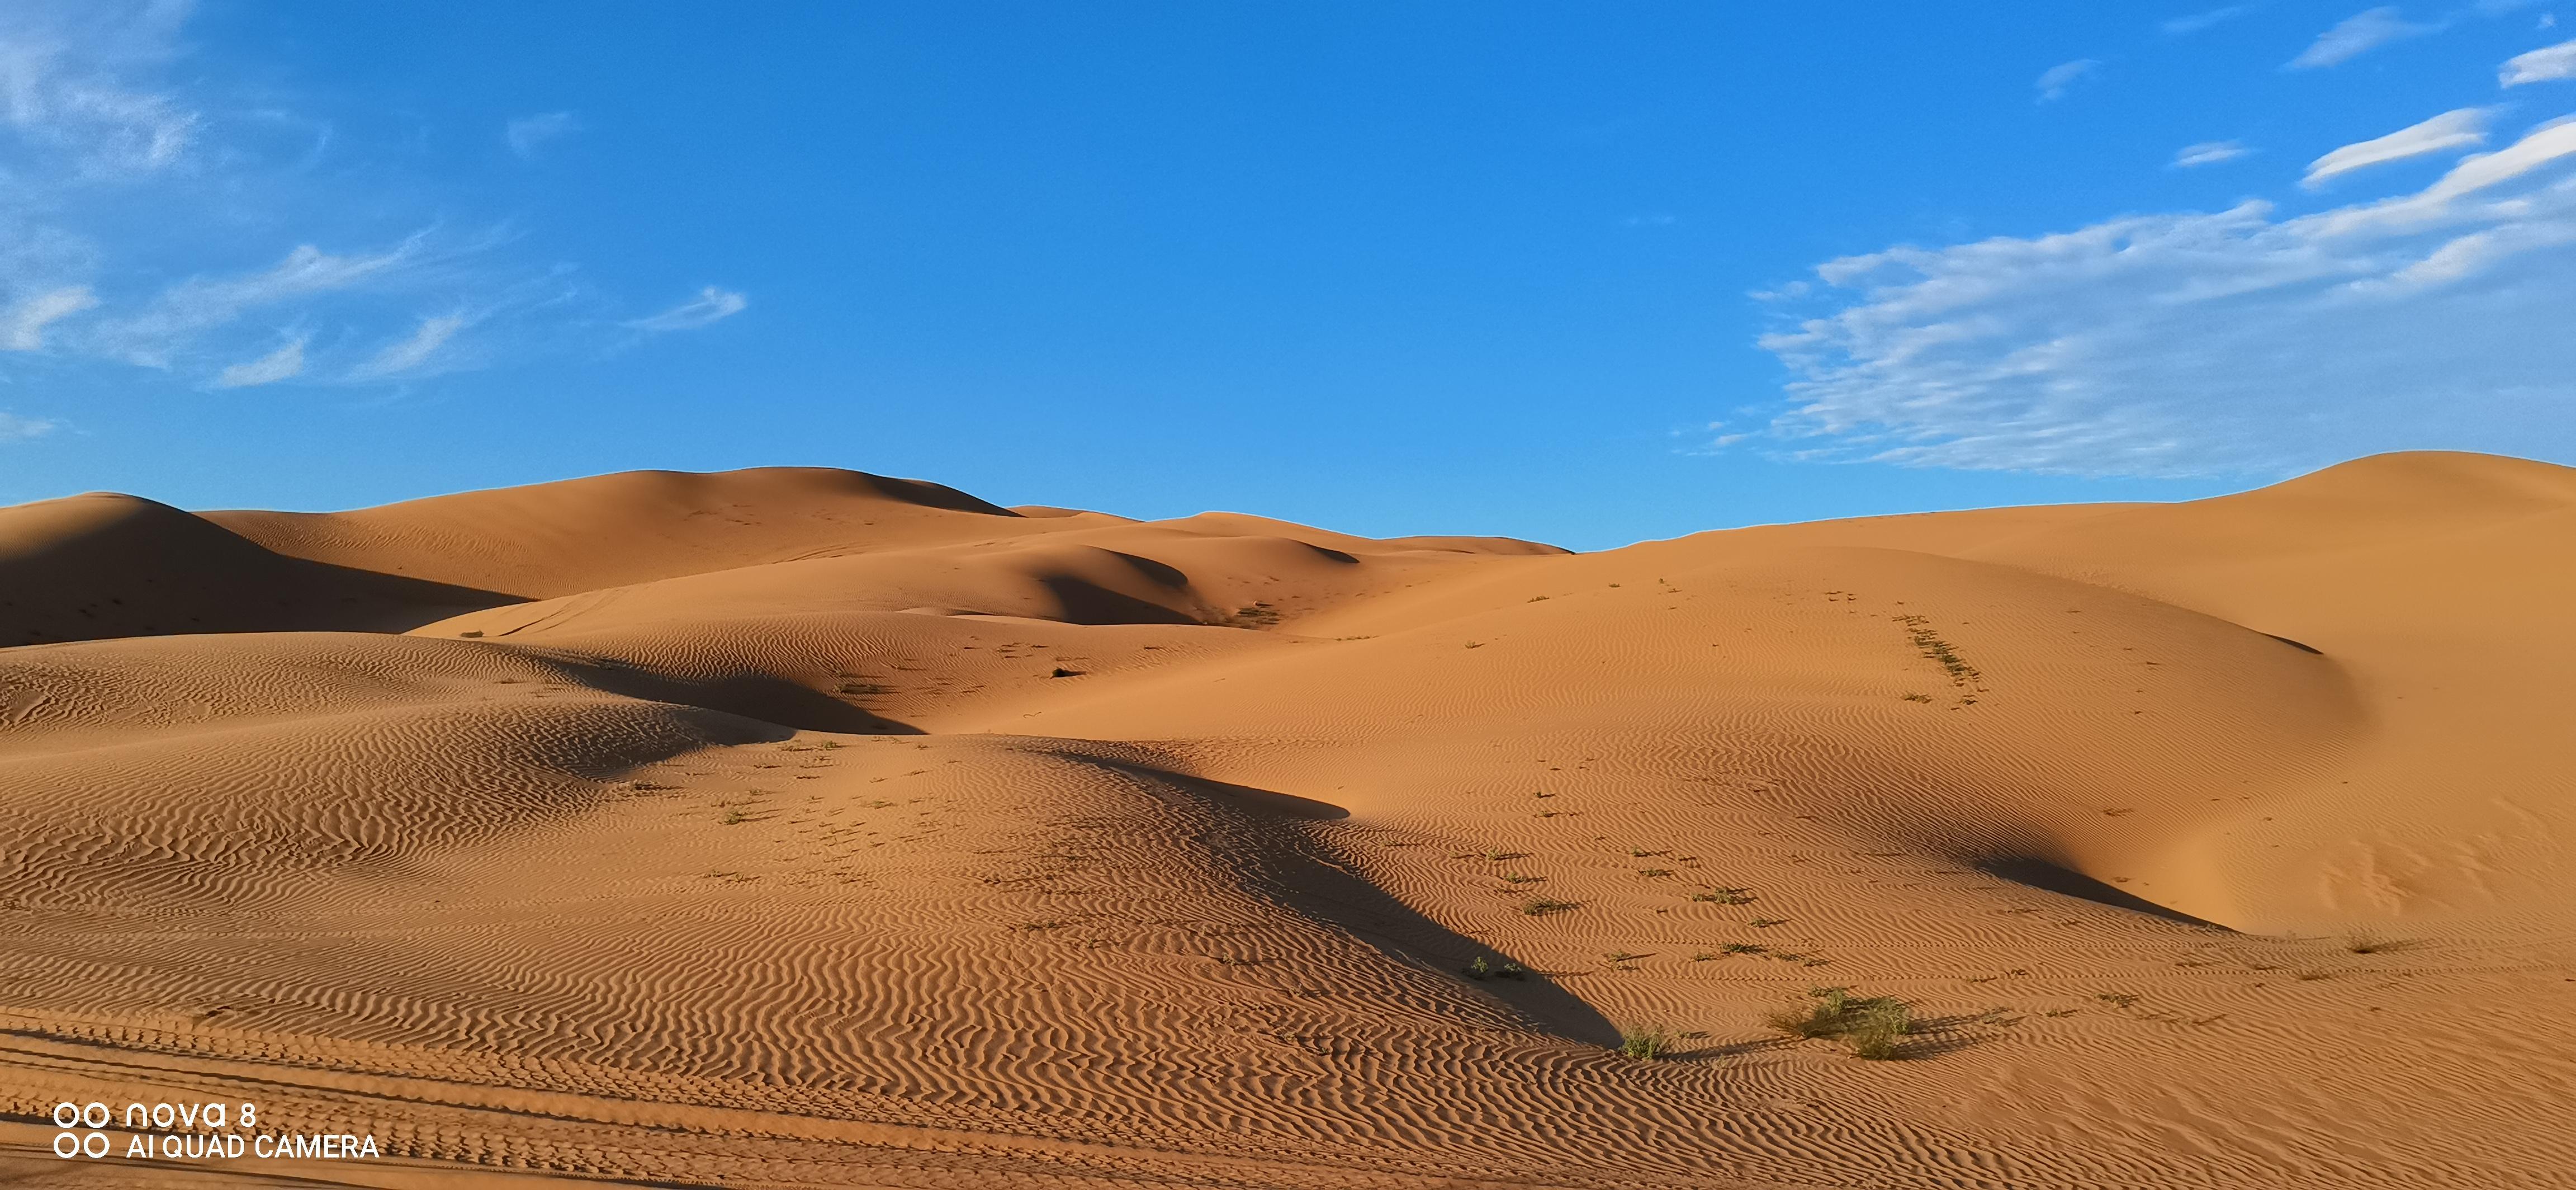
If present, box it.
[1618,1024,1674,1061]
[1761,986,1917,1059]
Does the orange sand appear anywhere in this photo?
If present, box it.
[3,452,2570,1188]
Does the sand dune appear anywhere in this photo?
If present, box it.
[4,453,2571,1188]
[216,467,1101,598]
[0,493,510,647]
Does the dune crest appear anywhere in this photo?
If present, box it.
[4,451,2570,1189]
[0,492,511,646]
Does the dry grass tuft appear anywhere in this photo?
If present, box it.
[1618,1024,1675,1061]
[2343,931,2415,955]
[1762,986,1919,1059]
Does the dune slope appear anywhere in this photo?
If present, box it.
[3,454,2571,1190]
[0,493,512,646]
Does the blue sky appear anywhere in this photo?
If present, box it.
[3,2,2572,549]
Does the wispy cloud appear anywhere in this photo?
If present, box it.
[1,285,98,349]
[2319,114,2576,232]
[2162,6,2251,36]
[91,239,424,368]
[2035,59,2100,103]
[504,110,580,159]
[2502,37,2576,84]
[0,3,732,438]
[0,2,199,177]
[351,312,469,379]
[2305,108,2492,186]
[0,411,60,441]
[213,336,307,389]
[626,286,748,333]
[2174,140,2253,167]
[1750,112,2576,476]
[2289,7,2442,68]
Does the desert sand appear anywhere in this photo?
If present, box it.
[3,451,2572,1188]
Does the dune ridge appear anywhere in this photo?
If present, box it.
[3,452,2571,1189]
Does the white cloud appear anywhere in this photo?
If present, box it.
[0,411,60,441]
[2035,59,2100,103]
[2163,6,2250,35]
[2289,7,2442,68]
[2304,108,2493,186]
[2,285,98,349]
[2359,223,2576,291]
[504,111,579,159]
[0,2,200,176]
[626,286,747,333]
[95,239,422,367]
[0,6,728,400]
[2319,114,2576,232]
[1753,114,2576,477]
[212,336,306,389]
[2174,140,2253,167]
[351,312,468,379]
[2502,37,2576,84]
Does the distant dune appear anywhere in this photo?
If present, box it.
[3,452,2570,1188]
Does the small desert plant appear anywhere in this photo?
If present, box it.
[1764,986,1856,1038]
[2343,931,2412,955]
[1605,950,1644,963]
[721,808,750,825]
[1223,603,1282,627]
[1763,986,1917,1057]
[1461,956,1528,981]
[1690,951,1717,962]
[1749,917,1787,928]
[1844,999,1915,1060]
[1522,898,1579,916]
[1618,1024,1674,1060]
[1901,692,1933,703]
[1691,888,1755,905]
[1720,942,1766,955]
[1637,868,1674,878]
[2095,991,2140,1008]
[1501,872,1545,885]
